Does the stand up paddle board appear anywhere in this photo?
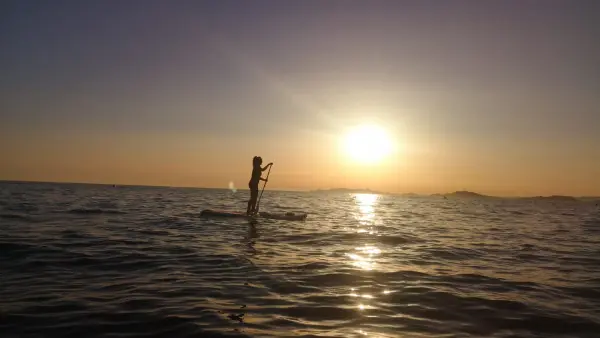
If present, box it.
[200,209,307,221]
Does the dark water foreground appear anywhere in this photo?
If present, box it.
[1,182,599,337]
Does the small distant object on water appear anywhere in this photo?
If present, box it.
[227,313,245,323]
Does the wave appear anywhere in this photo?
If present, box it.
[336,232,422,245]
[378,234,423,245]
[424,247,485,261]
[0,242,66,259]
[66,208,127,215]
[4,202,39,212]
[1,311,252,338]
[0,213,31,220]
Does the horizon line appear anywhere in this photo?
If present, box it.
[1,179,598,199]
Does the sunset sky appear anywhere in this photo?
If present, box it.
[1,0,599,196]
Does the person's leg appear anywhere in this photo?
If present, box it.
[250,188,258,214]
[247,183,254,215]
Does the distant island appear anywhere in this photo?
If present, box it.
[441,191,491,198]
[428,191,586,202]
[427,191,493,199]
[309,189,598,202]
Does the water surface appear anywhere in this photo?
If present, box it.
[1,182,599,337]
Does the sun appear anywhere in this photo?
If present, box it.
[343,124,393,164]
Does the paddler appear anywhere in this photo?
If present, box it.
[247,156,272,215]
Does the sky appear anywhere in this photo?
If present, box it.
[1,0,599,196]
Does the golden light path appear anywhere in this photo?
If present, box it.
[342,193,399,337]
[346,193,381,270]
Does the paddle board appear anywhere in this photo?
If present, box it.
[200,209,307,221]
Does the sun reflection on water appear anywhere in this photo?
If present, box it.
[346,244,381,271]
[358,246,381,255]
[356,193,377,214]
[353,193,380,234]
[346,193,390,322]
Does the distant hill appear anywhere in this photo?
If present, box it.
[439,191,493,198]
[431,191,585,201]
[308,188,593,201]
[436,191,586,201]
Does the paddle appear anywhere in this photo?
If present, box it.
[255,163,272,215]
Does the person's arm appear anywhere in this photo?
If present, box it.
[260,177,268,182]
[261,162,273,171]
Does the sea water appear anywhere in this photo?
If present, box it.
[1,181,599,337]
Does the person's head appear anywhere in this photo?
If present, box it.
[253,156,263,167]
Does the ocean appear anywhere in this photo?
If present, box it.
[1,181,599,338]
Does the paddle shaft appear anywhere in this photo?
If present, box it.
[255,164,272,213]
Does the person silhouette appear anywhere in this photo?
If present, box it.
[246,156,272,215]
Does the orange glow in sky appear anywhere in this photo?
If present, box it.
[1,2,599,196]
